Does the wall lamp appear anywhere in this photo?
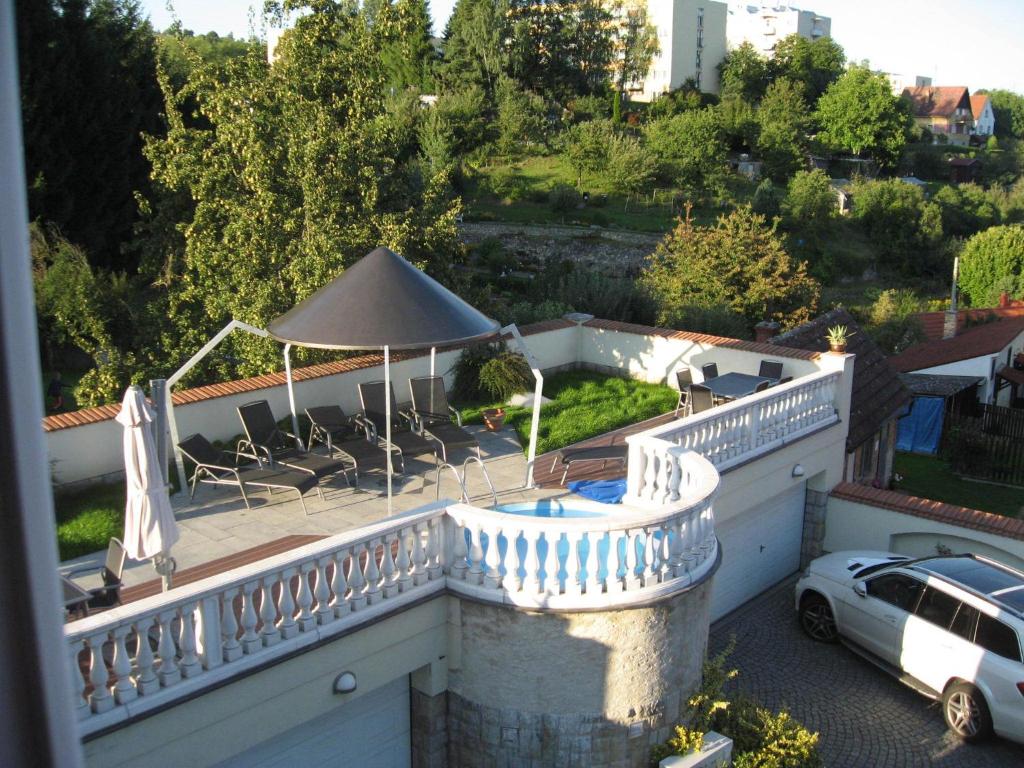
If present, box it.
[333,671,357,695]
[792,464,805,478]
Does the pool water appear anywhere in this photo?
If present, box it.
[494,500,606,518]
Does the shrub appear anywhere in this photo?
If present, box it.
[478,352,532,401]
[751,179,782,220]
[489,167,530,201]
[958,224,1024,305]
[549,182,582,213]
[450,343,504,402]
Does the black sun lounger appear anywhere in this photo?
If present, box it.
[178,433,322,515]
[358,380,437,472]
[305,405,388,486]
[237,400,350,485]
[408,376,480,462]
[551,444,629,486]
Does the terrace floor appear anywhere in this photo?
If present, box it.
[62,413,678,595]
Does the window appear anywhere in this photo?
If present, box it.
[914,586,961,628]
[949,603,979,641]
[866,573,925,612]
[975,614,1022,662]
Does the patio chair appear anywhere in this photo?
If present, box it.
[701,362,719,381]
[305,406,388,486]
[777,376,793,385]
[754,380,772,393]
[408,376,480,462]
[758,360,784,380]
[178,433,322,515]
[674,368,693,416]
[358,380,438,472]
[64,537,126,611]
[237,400,350,486]
[689,383,716,414]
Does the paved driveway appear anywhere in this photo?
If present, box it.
[709,579,1024,767]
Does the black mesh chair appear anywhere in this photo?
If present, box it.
[408,376,480,462]
[64,537,126,611]
[358,380,438,472]
[701,362,719,381]
[236,400,349,485]
[674,368,693,416]
[754,380,772,393]
[758,360,784,380]
[305,406,388,487]
[689,383,716,414]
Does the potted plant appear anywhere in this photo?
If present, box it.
[482,407,506,431]
[825,325,853,354]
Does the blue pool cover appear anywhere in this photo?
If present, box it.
[567,478,627,504]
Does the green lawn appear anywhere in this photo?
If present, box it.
[894,452,1023,518]
[55,484,125,561]
[461,370,677,456]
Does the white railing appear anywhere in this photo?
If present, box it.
[625,372,840,503]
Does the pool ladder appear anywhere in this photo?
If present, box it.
[434,455,497,507]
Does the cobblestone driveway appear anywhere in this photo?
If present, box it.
[709,579,1024,767]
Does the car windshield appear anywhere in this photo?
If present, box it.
[854,561,904,579]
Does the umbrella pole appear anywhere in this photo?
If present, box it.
[430,346,435,377]
[385,345,393,517]
[284,344,302,448]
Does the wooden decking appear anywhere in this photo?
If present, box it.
[532,411,678,488]
[119,535,325,604]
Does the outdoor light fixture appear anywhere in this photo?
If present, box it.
[792,464,805,478]
[333,671,357,695]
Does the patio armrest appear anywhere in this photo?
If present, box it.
[352,414,377,441]
[236,439,272,465]
[449,406,463,427]
[63,565,99,580]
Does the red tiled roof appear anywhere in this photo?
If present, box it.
[902,86,971,118]
[831,482,1024,542]
[582,318,822,361]
[970,94,990,121]
[42,318,575,432]
[915,304,1024,341]
[889,317,1024,373]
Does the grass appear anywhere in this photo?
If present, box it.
[894,452,1023,518]
[461,370,677,456]
[54,484,125,561]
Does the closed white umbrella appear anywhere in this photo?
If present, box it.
[117,386,179,590]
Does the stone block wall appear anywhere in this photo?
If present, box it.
[411,688,448,768]
[801,488,830,568]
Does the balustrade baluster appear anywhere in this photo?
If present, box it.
[179,602,202,677]
[68,640,88,718]
[315,558,333,623]
[483,524,502,589]
[566,531,584,596]
[133,616,160,695]
[87,632,113,713]
[157,609,181,685]
[277,567,298,638]
[240,582,261,655]
[296,563,316,628]
[668,518,685,577]
[363,539,382,605]
[426,517,443,579]
[108,626,136,705]
[381,533,399,598]
[259,580,280,647]
[450,521,468,580]
[584,532,603,595]
[544,530,562,596]
[348,544,367,610]
[220,590,242,663]
[606,530,625,594]
[396,528,413,592]
[410,523,428,586]
[624,530,641,590]
[467,525,485,586]
[331,550,351,617]
[522,529,541,594]
[643,445,658,503]
[641,527,656,586]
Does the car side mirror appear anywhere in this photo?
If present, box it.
[853,582,867,598]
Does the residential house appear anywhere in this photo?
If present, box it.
[890,305,1024,408]
[772,308,912,488]
[634,0,728,100]
[726,3,831,56]
[901,85,975,146]
[949,156,981,184]
[971,93,996,136]
[884,73,931,97]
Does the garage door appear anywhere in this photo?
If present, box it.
[216,675,411,768]
[711,483,806,621]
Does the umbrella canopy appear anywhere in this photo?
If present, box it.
[267,247,499,349]
[117,386,179,561]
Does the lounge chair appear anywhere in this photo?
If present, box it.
[701,362,719,381]
[64,537,126,612]
[689,383,716,414]
[305,406,388,486]
[551,444,629,486]
[754,380,772,393]
[408,376,480,462]
[236,400,350,485]
[674,368,693,416]
[358,381,437,472]
[758,360,784,380]
[178,433,322,514]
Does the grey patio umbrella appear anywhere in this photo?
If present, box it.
[267,247,499,514]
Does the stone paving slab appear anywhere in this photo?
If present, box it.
[709,578,1024,767]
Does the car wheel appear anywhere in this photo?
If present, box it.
[943,682,993,742]
[799,593,838,642]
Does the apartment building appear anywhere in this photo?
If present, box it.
[633,0,728,100]
[726,3,831,55]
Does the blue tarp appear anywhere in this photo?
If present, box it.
[567,478,628,504]
[897,396,945,454]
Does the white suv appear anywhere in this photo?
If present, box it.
[795,551,1024,744]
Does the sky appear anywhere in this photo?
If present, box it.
[141,0,1024,93]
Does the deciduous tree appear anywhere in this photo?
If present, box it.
[756,78,810,181]
[958,225,1024,306]
[644,107,727,194]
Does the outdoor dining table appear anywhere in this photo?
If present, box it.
[61,574,91,618]
[704,372,776,402]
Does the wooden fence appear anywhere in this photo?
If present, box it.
[945,404,1024,486]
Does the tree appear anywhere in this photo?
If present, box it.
[641,206,820,332]
[603,134,657,210]
[865,288,926,355]
[562,120,614,184]
[851,179,944,275]
[751,179,782,220]
[958,225,1024,306]
[136,1,461,385]
[495,76,547,158]
[378,0,437,91]
[932,184,1001,239]
[717,95,758,152]
[782,169,836,279]
[16,0,164,272]
[756,78,810,181]
[609,1,658,98]
[816,66,911,169]
[440,0,508,99]
[983,89,1024,139]
[718,42,770,103]
[645,107,727,194]
[771,34,845,104]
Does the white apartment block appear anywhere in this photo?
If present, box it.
[885,72,932,97]
[726,3,830,55]
[633,0,728,100]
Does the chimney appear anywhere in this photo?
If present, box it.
[999,291,1011,308]
[944,256,959,339]
[755,320,781,343]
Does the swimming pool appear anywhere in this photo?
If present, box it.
[493,500,608,518]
